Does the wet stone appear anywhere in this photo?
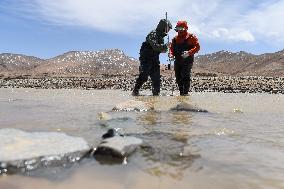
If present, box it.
[102,128,124,139]
[94,129,143,164]
[112,100,153,112]
[171,102,208,113]
[97,112,112,121]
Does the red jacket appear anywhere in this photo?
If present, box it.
[170,33,200,57]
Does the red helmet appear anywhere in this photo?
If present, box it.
[175,21,188,31]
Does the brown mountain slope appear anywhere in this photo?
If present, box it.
[0,53,43,75]
[194,50,284,76]
[1,49,283,77]
[34,49,139,76]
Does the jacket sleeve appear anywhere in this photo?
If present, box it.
[146,31,167,52]
[187,35,200,56]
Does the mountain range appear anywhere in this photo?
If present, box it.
[194,50,284,76]
[1,49,283,77]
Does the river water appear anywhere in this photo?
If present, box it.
[0,88,284,189]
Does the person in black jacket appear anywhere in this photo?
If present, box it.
[132,19,172,96]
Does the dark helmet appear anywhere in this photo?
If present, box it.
[156,19,172,33]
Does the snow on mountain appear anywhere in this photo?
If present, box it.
[1,49,283,77]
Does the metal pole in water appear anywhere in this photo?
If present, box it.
[166,12,174,96]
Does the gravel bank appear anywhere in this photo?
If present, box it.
[0,76,283,94]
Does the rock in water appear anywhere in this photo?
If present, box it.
[112,100,153,111]
[102,128,123,139]
[94,129,143,164]
[97,112,112,121]
[171,102,208,113]
[0,129,90,174]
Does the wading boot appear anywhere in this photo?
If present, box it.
[132,88,139,96]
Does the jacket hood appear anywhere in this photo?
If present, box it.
[175,21,188,30]
[156,19,172,34]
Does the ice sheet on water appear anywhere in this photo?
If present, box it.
[0,129,89,162]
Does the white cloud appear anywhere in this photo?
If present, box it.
[29,0,181,34]
[210,28,255,42]
[14,0,284,43]
[245,0,284,39]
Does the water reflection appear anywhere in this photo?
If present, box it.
[176,95,191,103]
[137,132,200,180]
[137,111,161,126]
[136,95,194,126]
[171,111,193,125]
[133,95,200,180]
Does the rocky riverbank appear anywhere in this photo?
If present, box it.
[0,76,283,94]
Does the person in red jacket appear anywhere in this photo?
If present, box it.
[170,21,200,95]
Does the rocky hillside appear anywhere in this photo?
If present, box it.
[34,49,139,76]
[0,49,139,77]
[194,50,284,77]
[0,49,284,77]
[0,53,43,75]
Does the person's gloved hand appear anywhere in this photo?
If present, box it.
[161,44,168,53]
[161,49,167,53]
[181,51,189,59]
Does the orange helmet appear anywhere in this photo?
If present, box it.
[175,21,188,31]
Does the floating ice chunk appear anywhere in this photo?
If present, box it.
[0,129,89,162]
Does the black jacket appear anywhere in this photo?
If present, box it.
[139,19,172,62]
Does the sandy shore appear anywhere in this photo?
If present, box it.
[0,76,283,94]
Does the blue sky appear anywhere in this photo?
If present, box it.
[1,0,284,63]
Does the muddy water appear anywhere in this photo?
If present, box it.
[0,88,284,189]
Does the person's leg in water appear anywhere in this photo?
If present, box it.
[132,62,151,96]
[181,58,193,95]
[174,60,184,95]
[150,62,161,96]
